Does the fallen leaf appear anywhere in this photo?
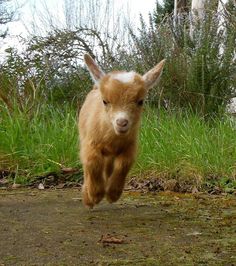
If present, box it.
[163,179,179,192]
[192,186,199,194]
[99,234,124,245]
[187,231,202,236]
[56,183,65,189]
[0,178,9,185]
[61,167,79,173]
[72,197,82,201]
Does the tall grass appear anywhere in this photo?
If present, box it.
[0,104,235,184]
[137,109,236,181]
[0,104,79,180]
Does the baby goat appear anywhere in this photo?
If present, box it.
[79,54,165,208]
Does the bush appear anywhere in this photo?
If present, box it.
[0,2,235,117]
[128,7,236,116]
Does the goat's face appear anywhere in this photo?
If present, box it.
[99,72,146,135]
[84,54,165,135]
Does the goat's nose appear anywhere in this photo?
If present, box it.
[116,118,128,127]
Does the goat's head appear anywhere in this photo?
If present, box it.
[84,54,165,136]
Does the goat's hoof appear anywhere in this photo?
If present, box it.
[106,189,122,203]
[82,196,94,208]
[82,192,94,208]
[92,190,105,204]
[82,185,105,207]
[82,185,94,208]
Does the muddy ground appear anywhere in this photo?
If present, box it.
[0,189,236,266]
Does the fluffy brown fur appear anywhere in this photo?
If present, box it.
[78,54,165,208]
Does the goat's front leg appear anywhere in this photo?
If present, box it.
[106,150,135,203]
[81,148,105,208]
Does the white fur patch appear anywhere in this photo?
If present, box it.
[112,72,136,83]
[112,111,129,127]
[114,111,129,121]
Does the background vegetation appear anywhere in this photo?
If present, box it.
[0,0,235,191]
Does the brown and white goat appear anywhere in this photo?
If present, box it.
[78,54,165,208]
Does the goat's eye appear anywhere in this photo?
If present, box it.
[103,100,108,105]
[137,100,144,106]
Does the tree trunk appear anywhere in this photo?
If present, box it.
[190,0,207,40]
[174,0,189,28]
[217,0,229,33]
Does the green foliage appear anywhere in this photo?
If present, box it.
[0,0,235,188]
[1,3,235,117]
[1,44,92,108]
[0,104,235,185]
[137,109,236,180]
[153,0,192,26]
[153,0,174,25]
[0,104,79,177]
[129,6,236,117]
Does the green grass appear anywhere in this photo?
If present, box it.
[0,104,235,187]
[0,104,79,181]
[137,109,236,182]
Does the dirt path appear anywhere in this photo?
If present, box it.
[0,189,236,266]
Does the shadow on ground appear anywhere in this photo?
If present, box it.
[0,189,236,265]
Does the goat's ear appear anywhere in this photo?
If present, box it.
[84,54,105,83]
[142,59,166,90]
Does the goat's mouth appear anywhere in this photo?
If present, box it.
[114,126,129,135]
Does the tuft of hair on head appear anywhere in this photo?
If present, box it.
[112,71,136,84]
[84,54,105,84]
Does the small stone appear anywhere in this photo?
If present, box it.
[12,183,21,189]
[38,183,45,190]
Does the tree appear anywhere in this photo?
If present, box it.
[153,0,174,25]
[189,0,207,40]
[0,0,16,38]
[174,0,190,17]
